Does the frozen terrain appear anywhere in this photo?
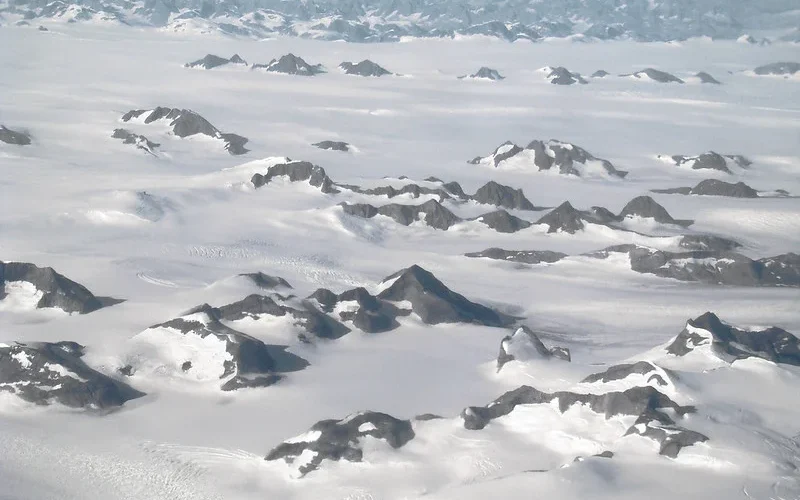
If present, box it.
[1,21,799,500]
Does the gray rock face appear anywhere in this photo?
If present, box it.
[185,54,247,69]
[147,302,310,390]
[239,272,292,290]
[666,312,800,366]
[351,183,455,202]
[496,326,571,372]
[120,107,249,155]
[590,245,800,287]
[215,294,350,341]
[252,161,338,194]
[339,60,391,76]
[340,200,461,230]
[536,195,690,234]
[473,210,531,233]
[591,70,609,78]
[377,265,516,327]
[753,62,800,76]
[461,385,706,457]
[253,53,325,76]
[653,179,760,198]
[536,201,592,233]
[618,195,692,226]
[582,361,669,386]
[0,261,120,314]
[112,128,159,155]
[460,67,505,80]
[265,411,415,476]
[307,287,407,333]
[464,248,568,265]
[583,23,624,39]
[523,139,627,178]
[468,141,522,167]
[623,68,684,83]
[0,125,31,145]
[678,234,741,252]
[0,341,145,409]
[545,66,588,85]
[471,181,538,210]
[695,71,721,84]
[441,181,468,199]
[668,151,750,173]
[312,140,350,152]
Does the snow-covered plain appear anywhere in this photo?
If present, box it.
[1,24,799,500]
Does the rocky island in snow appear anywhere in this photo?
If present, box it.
[120,107,249,155]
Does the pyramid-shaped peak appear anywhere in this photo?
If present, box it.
[377,265,514,327]
[619,195,675,223]
[379,264,442,291]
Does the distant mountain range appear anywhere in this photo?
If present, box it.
[3,0,800,42]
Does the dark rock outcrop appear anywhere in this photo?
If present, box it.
[339,60,391,77]
[461,385,706,457]
[265,411,415,476]
[471,181,538,210]
[618,196,692,226]
[0,341,145,409]
[459,67,505,80]
[0,125,31,145]
[582,361,670,387]
[144,302,310,390]
[252,161,338,194]
[239,272,292,290]
[695,72,721,84]
[652,179,760,198]
[340,200,461,230]
[307,287,407,333]
[112,128,159,155]
[591,70,609,78]
[464,248,567,264]
[589,245,800,287]
[215,294,350,341]
[470,139,627,178]
[0,261,119,314]
[473,210,531,233]
[253,54,325,76]
[753,62,800,76]
[545,66,588,85]
[120,107,248,155]
[351,183,455,202]
[666,312,800,366]
[529,139,627,177]
[312,140,350,152]
[468,141,522,167]
[535,201,592,233]
[622,68,684,83]
[667,152,750,173]
[535,195,690,233]
[678,234,741,252]
[496,326,570,372]
[377,265,516,327]
[184,54,247,69]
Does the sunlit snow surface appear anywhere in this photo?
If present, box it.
[1,24,800,500]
